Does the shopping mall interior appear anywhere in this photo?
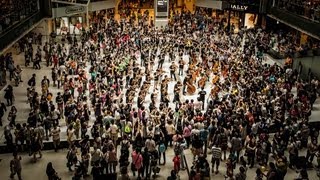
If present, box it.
[1,0,320,180]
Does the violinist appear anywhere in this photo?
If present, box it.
[169,62,178,81]
[178,58,185,76]
[153,70,160,90]
[173,81,182,104]
[182,75,191,95]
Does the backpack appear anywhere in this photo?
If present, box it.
[121,141,130,157]
[220,133,228,147]
[159,143,166,153]
[200,129,208,141]
[124,124,132,134]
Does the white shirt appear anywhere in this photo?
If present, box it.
[51,127,60,141]
[110,124,118,134]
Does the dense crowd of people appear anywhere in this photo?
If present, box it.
[2,7,320,180]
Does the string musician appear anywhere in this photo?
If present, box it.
[182,74,191,95]
[185,73,196,95]
[126,87,135,104]
[137,87,147,109]
[173,81,183,103]
[178,58,185,76]
[169,62,178,81]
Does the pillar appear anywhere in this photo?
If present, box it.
[114,0,121,21]
[183,0,195,12]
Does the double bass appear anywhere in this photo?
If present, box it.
[186,77,196,94]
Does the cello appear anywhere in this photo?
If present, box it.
[212,74,220,84]
[212,61,219,73]
[198,76,207,89]
[186,77,196,94]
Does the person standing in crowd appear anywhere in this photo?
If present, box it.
[231,133,242,163]
[46,162,61,180]
[10,152,22,180]
[51,124,60,152]
[28,74,36,87]
[211,142,222,174]
[67,124,75,148]
[66,145,77,172]
[131,148,143,179]
[198,88,206,110]
[235,166,247,180]
[158,134,167,165]
[199,125,209,155]
[0,101,7,126]
[246,135,257,168]
[4,85,14,106]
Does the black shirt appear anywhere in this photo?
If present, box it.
[199,90,207,100]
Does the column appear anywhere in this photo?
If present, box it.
[183,0,195,12]
[115,0,121,21]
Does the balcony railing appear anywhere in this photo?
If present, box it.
[0,0,40,35]
[268,7,320,40]
[273,0,320,23]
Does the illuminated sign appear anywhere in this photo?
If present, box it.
[157,0,168,13]
[230,4,248,11]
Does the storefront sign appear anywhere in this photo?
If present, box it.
[230,4,249,11]
[52,5,87,18]
[65,6,85,14]
[157,0,168,12]
[155,0,169,17]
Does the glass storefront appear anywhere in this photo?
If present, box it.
[55,16,83,35]
[194,7,259,32]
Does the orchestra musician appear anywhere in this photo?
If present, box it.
[169,62,178,81]
[178,58,185,76]
[182,74,191,95]
[173,81,182,104]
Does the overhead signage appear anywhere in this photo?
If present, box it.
[230,4,249,11]
[65,6,85,14]
[157,0,168,13]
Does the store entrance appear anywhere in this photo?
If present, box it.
[54,16,83,35]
